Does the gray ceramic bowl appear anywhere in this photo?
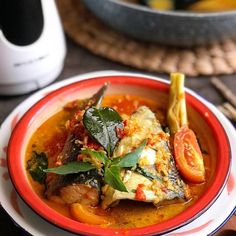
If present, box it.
[83,0,236,47]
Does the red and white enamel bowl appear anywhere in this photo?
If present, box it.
[7,73,231,236]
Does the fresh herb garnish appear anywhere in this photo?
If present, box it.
[83,107,123,157]
[27,151,48,184]
[104,165,128,192]
[114,140,147,168]
[80,149,108,166]
[44,161,96,175]
[44,140,147,192]
[43,104,146,192]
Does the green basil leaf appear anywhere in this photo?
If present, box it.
[115,139,147,168]
[104,165,128,192]
[44,161,95,175]
[27,151,48,184]
[83,107,123,156]
[80,148,108,165]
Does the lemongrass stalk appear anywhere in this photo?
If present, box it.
[167,73,188,134]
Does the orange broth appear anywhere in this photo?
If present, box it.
[26,94,216,228]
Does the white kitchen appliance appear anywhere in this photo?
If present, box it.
[0,0,66,95]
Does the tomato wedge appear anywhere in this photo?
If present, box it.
[174,126,205,183]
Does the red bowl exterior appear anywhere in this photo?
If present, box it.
[7,75,231,236]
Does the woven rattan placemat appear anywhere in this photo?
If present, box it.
[56,0,236,76]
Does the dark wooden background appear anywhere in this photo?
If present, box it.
[0,37,235,235]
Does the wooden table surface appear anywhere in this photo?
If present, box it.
[0,37,235,236]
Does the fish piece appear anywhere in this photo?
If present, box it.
[45,84,108,206]
[45,137,82,198]
[60,184,98,205]
[102,106,190,209]
[59,170,102,206]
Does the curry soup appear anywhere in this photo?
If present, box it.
[26,94,216,229]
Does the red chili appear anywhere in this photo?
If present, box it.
[115,126,125,139]
[77,154,84,161]
[147,138,155,146]
[87,140,101,150]
[123,120,128,126]
[155,163,161,170]
[135,184,146,201]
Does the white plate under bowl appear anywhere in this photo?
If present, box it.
[0,71,236,236]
